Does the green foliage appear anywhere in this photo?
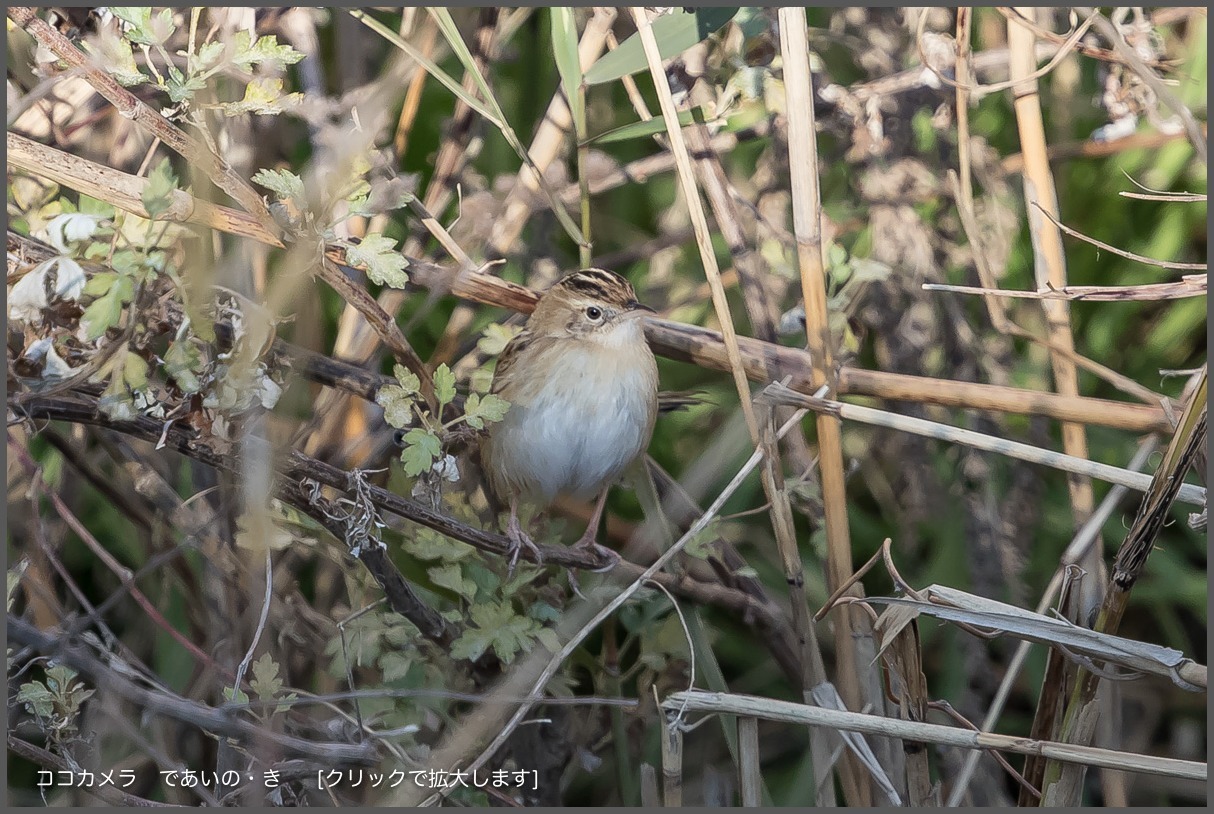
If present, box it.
[461,393,509,430]
[583,8,740,85]
[141,158,179,218]
[345,233,409,288]
[450,601,560,664]
[252,168,305,202]
[249,653,299,716]
[16,665,95,746]
[399,428,441,477]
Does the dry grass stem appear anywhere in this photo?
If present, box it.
[763,381,1205,507]
[924,275,1206,301]
[662,691,1206,782]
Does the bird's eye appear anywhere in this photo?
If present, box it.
[585,306,603,320]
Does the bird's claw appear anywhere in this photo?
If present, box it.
[505,515,542,577]
[572,538,620,574]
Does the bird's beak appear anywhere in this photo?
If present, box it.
[625,300,655,315]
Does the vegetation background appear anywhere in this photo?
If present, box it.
[6,6,1207,807]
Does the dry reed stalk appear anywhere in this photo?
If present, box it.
[758,403,838,805]
[1040,372,1208,804]
[391,14,439,157]
[924,275,1207,301]
[6,132,282,247]
[762,382,1205,507]
[737,716,761,807]
[631,6,759,442]
[660,711,684,807]
[778,8,874,805]
[1008,12,1115,801]
[1009,2,1104,576]
[881,614,933,806]
[1001,124,1204,174]
[662,691,1207,782]
[955,7,975,214]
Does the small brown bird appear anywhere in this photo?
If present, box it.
[480,269,659,570]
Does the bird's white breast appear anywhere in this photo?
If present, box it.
[485,326,657,504]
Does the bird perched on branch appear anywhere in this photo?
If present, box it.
[480,268,659,572]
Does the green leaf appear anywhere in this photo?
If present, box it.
[122,352,149,391]
[586,106,715,145]
[346,234,408,288]
[164,338,203,393]
[402,528,475,562]
[535,627,561,653]
[252,168,304,201]
[376,385,415,429]
[17,681,55,718]
[477,323,521,356]
[550,8,584,127]
[450,601,539,664]
[399,428,441,476]
[111,7,172,46]
[219,77,301,117]
[223,686,250,704]
[142,158,179,219]
[81,288,124,341]
[393,365,421,393]
[463,393,510,430]
[449,627,495,663]
[249,653,284,700]
[84,33,145,86]
[428,563,477,599]
[165,64,206,103]
[83,272,117,297]
[195,39,225,70]
[379,651,415,683]
[584,8,740,85]
[229,31,305,71]
[433,364,456,409]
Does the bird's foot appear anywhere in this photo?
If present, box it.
[571,536,620,574]
[505,514,543,577]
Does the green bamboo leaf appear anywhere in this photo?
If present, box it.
[584,8,740,86]
[585,106,716,145]
[550,7,584,127]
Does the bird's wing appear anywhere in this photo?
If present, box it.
[489,328,533,396]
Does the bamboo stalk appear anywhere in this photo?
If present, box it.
[758,402,837,805]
